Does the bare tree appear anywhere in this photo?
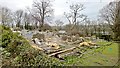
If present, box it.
[23,12,31,29]
[89,20,98,38]
[64,3,87,30]
[114,1,120,40]
[30,0,54,30]
[99,1,120,40]
[0,6,2,24]
[13,10,24,28]
[84,18,92,36]
[55,19,64,30]
[99,2,115,29]
[1,7,12,26]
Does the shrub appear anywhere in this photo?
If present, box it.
[99,35,112,41]
[95,33,112,41]
[1,25,61,66]
[0,26,13,48]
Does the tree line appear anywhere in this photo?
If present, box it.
[0,0,120,40]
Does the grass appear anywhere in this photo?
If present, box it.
[60,41,119,66]
[103,43,119,56]
[97,41,119,57]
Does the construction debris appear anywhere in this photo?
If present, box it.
[48,47,76,57]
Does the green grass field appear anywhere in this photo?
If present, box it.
[61,41,119,66]
[97,41,119,57]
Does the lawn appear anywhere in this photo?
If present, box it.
[97,41,119,57]
[60,41,119,66]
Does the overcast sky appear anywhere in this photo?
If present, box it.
[0,0,115,24]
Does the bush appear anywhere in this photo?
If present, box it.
[95,33,112,41]
[1,25,61,66]
[0,26,13,48]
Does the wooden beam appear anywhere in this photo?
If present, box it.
[48,47,76,57]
